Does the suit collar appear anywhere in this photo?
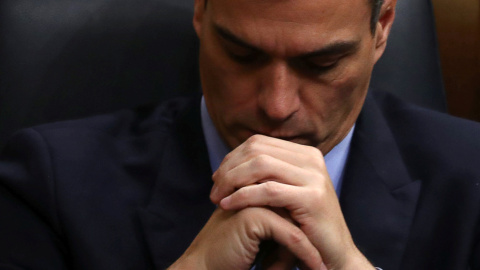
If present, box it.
[340,92,422,270]
[136,92,422,269]
[138,95,216,269]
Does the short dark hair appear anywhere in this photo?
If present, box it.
[370,0,384,33]
[204,0,384,34]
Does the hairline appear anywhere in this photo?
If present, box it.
[204,0,384,34]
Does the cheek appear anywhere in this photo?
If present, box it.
[199,46,258,124]
[331,71,370,119]
[301,61,371,125]
[203,69,255,114]
[330,50,374,102]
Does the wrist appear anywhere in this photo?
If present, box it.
[339,248,375,270]
[167,249,208,270]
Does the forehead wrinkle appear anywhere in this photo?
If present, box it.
[211,0,370,57]
[231,12,328,57]
[242,19,360,58]
[241,0,337,24]
[213,18,361,59]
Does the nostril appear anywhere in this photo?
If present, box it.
[257,61,301,121]
[259,95,299,122]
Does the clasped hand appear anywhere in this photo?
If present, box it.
[170,135,373,270]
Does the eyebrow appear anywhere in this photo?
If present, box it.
[300,41,360,59]
[213,24,360,59]
[214,24,261,52]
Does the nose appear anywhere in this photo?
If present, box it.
[257,61,301,122]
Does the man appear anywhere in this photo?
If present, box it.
[171,0,393,269]
[0,0,479,270]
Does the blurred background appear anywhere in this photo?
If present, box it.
[0,0,478,150]
[432,0,480,122]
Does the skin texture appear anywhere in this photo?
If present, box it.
[169,206,325,270]
[197,0,391,154]
[211,135,369,269]
[170,0,397,269]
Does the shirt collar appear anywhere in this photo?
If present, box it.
[201,97,231,172]
[200,96,354,196]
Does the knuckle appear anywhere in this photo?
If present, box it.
[222,169,233,183]
[315,157,327,170]
[234,187,249,201]
[263,181,281,197]
[306,183,331,207]
[306,152,326,172]
[306,145,322,157]
[288,226,306,245]
[243,136,264,156]
[255,154,271,165]
[251,154,271,172]
[211,170,221,182]
[249,134,264,143]
[223,151,233,162]
[212,170,229,187]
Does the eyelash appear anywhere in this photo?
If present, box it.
[228,50,263,64]
[227,49,341,75]
[303,60,339,74]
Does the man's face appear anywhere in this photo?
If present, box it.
[194,0,390,153]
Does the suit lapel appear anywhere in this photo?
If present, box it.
[137,96,216,269]
[136,93,422,269]
[340,93,422,270]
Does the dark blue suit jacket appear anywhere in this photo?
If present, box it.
[0,91,479,270]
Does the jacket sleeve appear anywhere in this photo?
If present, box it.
[0,128,69,269]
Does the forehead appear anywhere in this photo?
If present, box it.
[208,0,371,55]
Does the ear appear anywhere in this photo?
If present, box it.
[193,0,206,38]
[373,0,397,63]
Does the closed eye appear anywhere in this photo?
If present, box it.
[305,60,339,73]
[225,45,263,64]
[292,58,340,76]
[294,41,359,75]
